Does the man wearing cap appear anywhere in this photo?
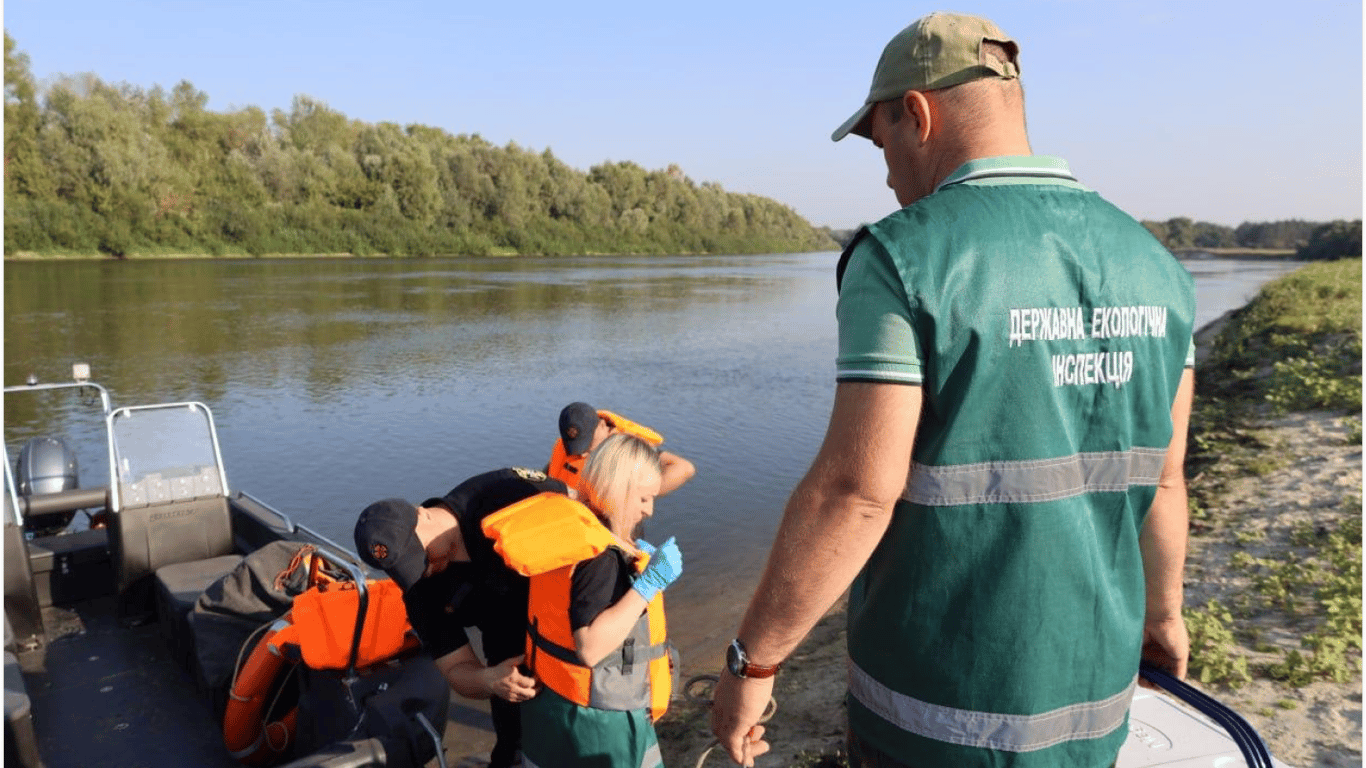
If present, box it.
[355,467,570,768]
[549,401,695,496]
[711,12,1194,768]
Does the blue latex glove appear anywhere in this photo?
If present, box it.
[634,539,657,556]
[632,536,682,603]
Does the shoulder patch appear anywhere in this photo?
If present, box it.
[511,467,548,482]
[836,227,870,293]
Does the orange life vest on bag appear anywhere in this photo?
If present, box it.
[222,578,421,765]
[482,492,676,721]
[547,410,665,490]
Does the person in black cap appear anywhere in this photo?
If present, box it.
[354,467,570,768]
[547,401,695,497]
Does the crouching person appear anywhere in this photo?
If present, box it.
[353,467,570,768]
[484,433,682,768]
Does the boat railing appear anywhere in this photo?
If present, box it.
[415,712,449,768]
[235,489,298,535]
[4,365,113,531]
[12,486,110,519]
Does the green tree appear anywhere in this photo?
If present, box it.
[1298,220,1362,261]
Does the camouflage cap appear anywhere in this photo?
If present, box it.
[832,12,1020,141]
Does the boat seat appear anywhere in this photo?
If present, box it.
[155,554,244,677]
[4,650,41,768]
[109,495,236,625]
[2,518,43,652]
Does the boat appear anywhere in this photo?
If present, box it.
[4,365,452,768]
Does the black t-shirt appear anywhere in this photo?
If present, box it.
[569,548,637,631]
[401,468,567,663]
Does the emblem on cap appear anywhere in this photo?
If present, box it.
[372,543,389,561]
[565,426,579,439]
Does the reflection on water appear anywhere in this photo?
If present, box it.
[2,252,1301,671]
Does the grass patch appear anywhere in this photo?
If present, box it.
[1184,260,1362,691]
[1185,599,1253,688]
[1230,511,1362,687]
[1200,258,1362,410]
[1186,260,1362,529]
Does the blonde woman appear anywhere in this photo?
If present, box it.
[486,433,682,767]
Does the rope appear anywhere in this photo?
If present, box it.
[274,544,318,592]
[684,674,778,768]
[228,620,274,702]
[263,663,299,753]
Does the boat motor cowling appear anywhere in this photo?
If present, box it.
[15,436,79,535]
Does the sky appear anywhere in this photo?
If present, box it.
[4,0,1362,230]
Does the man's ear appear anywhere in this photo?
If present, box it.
[904,90,933,145]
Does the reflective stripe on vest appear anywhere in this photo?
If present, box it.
[849,659,1137,752]
[902,447,1168,506]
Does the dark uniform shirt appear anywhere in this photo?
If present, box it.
[569,548,636,631]
[401,468,567,663]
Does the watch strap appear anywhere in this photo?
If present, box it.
[728,638,782,679]
[740,658,781,679]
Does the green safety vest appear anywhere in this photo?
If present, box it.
[840,162,1195,766]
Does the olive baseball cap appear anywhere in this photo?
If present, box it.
[831,12,1020,142]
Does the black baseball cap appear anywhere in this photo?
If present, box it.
[354,498,426,591]
[558,402,599,456]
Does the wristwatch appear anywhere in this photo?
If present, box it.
[725,639,781,679]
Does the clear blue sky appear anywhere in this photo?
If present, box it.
[4,0,1362,229]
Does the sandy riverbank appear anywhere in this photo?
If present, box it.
[657,306,1363,768]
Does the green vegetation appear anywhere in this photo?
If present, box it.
[829,217,1358,255]
[1138,216,1363,255]
[1186,513,1362,690]
[1199,258,1362,411]
[3,34,834,258]
[1184,599,1253,688]
[1183,258,1362,690]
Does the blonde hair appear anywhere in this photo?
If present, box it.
[581,433,663,537]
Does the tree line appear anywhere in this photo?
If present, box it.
[1139,217,1360,258]
[3,34,835,258]
[832,217,1360,262]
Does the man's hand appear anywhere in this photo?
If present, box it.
[710,672,773,766]
[1141,614,1189,682]
[484,655,540,703]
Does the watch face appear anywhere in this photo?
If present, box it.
[725,640,746,677]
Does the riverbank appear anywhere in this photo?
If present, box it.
[1,248,827,261]
[658,259,1363,767]
[0,245,1293,262]
[1171,246,1298,261]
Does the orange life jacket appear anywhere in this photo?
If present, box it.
[547,410,665,490]
[482,492,676,721]
[222,578,421,766]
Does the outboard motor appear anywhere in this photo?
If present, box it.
[14,436,79,536]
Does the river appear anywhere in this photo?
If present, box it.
[2,251,1301,669]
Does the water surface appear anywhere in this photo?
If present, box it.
[2,251,1301,669]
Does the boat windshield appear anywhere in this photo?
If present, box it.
[109,402,228,510]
